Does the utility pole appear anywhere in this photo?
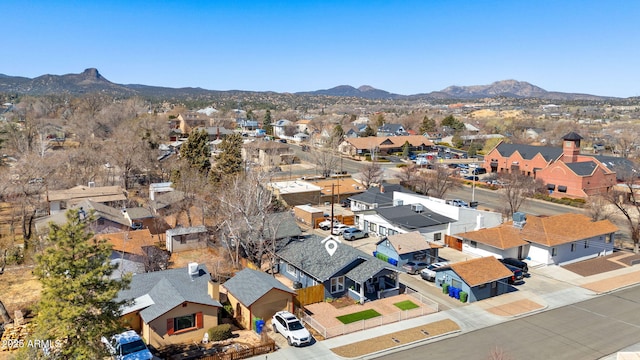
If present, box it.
[330,183,335,235]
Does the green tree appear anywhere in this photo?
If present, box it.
[374,113,385,127]
[32,210,129,359]
[402,141,410,159]
[332,124,345,145]
[441,115,465,131]
[419,116,436,134]
[361,125,376,137]
[210,133,243,183]
[263,110,273,135]
[180,129,211,173]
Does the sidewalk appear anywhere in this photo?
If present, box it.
[250,264,640,360]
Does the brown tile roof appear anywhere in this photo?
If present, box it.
[96,229,158,257]
[450,257,513,287]
[344,135,433,150]
[459,213,618,248]
[385,231,443,254]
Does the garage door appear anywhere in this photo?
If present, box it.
[254,298,289,321]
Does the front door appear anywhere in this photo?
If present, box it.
[490,281,498,297]
[517,246,523,259]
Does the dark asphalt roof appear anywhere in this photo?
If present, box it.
[375,204,455,231]
[495,143,563,162]
[222,268,295,307]
[349,183,412,206]
[565,161,598,176]
[276,234,402,283]
[595,155,637,179]
[562,132,583,141]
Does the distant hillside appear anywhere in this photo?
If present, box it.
[0,69,621,101]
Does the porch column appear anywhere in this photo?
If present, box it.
[395,274,399,288]
[359,283,365,305]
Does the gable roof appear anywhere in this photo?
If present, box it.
[78,200,130,227]
[565,161,598,176]
[460,213,618,248]
[494,143,563,162]
[239,212,302,240]
[96,229,157,257]
[344,135,434,150]
[374,205,454,231]
[116,264,221,322]
[222,268,295,307]
[150,190,186,211]
[47,185,127,203]
[125,207,154,220]
[276,235,401,282]
[378,123,404,133]
[349,183,412,206]
[449,257,513,287]
[377,231,442,254]
[167,225,207,237]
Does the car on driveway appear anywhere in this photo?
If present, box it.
[272,311,312,347]
[504,264,524,284]
[403,261,430,275]
[101,330,154,360]
[319,219,341,230]
[499,258,529,274]
[420,262,450,281]
[342,227,368,241]
[332,224,350,235]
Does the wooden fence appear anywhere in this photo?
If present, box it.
[197,341,276,360]
[295,284,325,307]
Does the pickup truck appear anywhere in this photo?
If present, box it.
[101,330,154,360]
[319,219,341,230]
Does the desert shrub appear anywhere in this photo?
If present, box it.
[207,324,233,341]
[223,303,234,317]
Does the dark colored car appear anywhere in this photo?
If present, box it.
[504,264,524,284]
[499,258,529,274]
[464,175,480,181]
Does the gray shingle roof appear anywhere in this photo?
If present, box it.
[565,161,597,176]
[222,268,295,307]
[116,264,221,323]
[276,235,401,283]
[495,143,563,162]
[150,190,186,211]
[374,205,454,231]
[349,183,412,206]
[595,155,637,180]
[562,132,583,141]
[166,225,207,237]
[125,207,153,220]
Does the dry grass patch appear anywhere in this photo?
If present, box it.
[0,266,41,315]
[331,319,460,358]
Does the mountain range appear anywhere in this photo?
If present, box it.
[0,68,620,101]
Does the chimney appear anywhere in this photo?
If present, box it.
[380,184,385,193]
[188,262,199,278]
[216,127,220,140]
[208,279,220,301]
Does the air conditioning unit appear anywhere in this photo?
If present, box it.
[292,281,302,289]
[411,204,424,213]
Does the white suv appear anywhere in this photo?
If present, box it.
[319,219,341,230]
[272,311,312,347]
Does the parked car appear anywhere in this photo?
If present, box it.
[499,258,529,274]
[402,261,430,275]
[278,139,287,143]
[340,199,351,208]
[420,262,450,281]
[319,219,341,230]
[272,311,312,347]
[332,224,350,235]
[342,227,368,241]
[504,264,524,284]
[472,168,487,175]
[101,330,154,360]
[464,175,480,181]
[447,199,469,207]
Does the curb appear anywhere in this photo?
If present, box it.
[355,329,462,360]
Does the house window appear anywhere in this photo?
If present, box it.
[388,229,398,236]
[379,226,387,236]
[434,233,442,242]
[167,312,203,335]
[286,264,296,276]
[330,276,345,293]
[452,279,462,289]
[369,223,377,233]
[469,241,477,248]
[584,240,589,248]
[606,234,612,244]
[557,185,567,193]
[571,243,576,252]
[551,247,557,256]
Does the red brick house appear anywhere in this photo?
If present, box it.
[483,132,628,199]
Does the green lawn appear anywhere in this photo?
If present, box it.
[393,300,420,311]
[336,309,382,324]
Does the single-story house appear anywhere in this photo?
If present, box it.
[375,231,442,266]
[35,200,135,236]
[338,135,435,157]
[276,235,404,304]
[222,268,296,330]
[456,213,618,266]
[149,190,186,216]
[166,225,208,253]
[376,123,407,137]
[432,256,513,303]
[47,184,127,214]
[116,263,222,348]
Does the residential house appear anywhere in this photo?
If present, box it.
[268,180,323,206]
[273,119,294,138]
[295,119,312,133]
[456,213,618,266]
[47,184,127,214]
[149,190,186,216]
[292,133,310,142]
[96,229,161,278]
[222,268,296,330]
[35,200,137,236]
[122,207,155,232]
[308,177,367,204]
[348,183,413,211]
[338,135,435,157]
[432,256,513,303]
[237,119,259,132]
[483,132,634,198]
[242,140,291,167]
[166,225,208,253]
[193,126,234,141]
[376,123,407,137]
[116,263,222,348]
[375,231,442,266]
[177,112,210,134]
[276,235,404,304]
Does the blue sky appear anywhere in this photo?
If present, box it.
[3,1,639,97]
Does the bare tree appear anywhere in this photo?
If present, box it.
[414,166,460,198]
[396,163,419,189]
[585,195,614,221]
[605,164,640,253]
[313,148,339,178]
[500,172,537,217]
[359,160,384,189]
